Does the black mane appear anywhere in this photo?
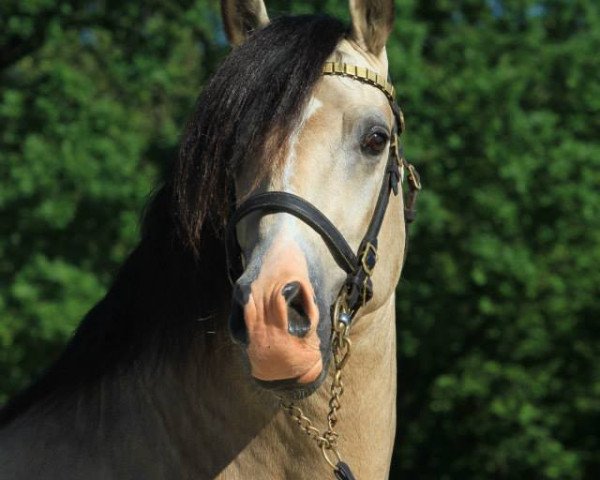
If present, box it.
[173,14,348,250]
[0,14,347,426]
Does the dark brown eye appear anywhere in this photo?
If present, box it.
[361,130,389,155]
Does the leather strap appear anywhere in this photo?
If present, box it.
[225,61,421,316]
[226,147,399,311]
[403,157,421,224]
[226,192,358,284]
[334,461,357,480]
[342,149,400,312]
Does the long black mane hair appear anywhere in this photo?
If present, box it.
[173,14,348,250]
[0,14,348,425]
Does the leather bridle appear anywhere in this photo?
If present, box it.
[225,61,421,321]
[224,62,421,480]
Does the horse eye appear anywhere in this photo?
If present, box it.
[361,130,389,155]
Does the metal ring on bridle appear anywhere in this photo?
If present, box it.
[333,293,350,334]
[321,444,342,470]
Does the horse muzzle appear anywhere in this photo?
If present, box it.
[228,238,327,389]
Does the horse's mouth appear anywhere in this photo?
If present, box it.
[252,351,331,400]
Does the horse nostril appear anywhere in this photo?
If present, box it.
[282,282,311,338]
[282,281,300,302]
[229,284,249,346]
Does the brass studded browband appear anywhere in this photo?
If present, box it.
[322,61,395,103]
[322,61,405,135]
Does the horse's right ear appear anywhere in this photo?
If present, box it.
[221,0,270,46]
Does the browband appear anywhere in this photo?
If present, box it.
[322,62,395,102]
[322,62,405,133]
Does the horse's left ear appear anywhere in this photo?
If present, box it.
[221,0,270,47]
[349,0,395,55]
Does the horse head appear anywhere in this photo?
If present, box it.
[219,0,408,398]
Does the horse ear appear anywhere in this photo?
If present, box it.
[221,0,270,46]
[348,0,394,55]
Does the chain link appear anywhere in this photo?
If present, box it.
[279,293,353,470]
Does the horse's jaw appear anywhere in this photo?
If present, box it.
[251,350,332,401]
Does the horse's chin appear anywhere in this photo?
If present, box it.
[252,352,331,401]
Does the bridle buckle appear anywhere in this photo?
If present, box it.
[359,241,378,277]
[407,163,422,191]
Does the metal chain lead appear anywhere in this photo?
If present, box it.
[280,293,352,470]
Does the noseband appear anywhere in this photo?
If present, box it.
[225,61,421,319]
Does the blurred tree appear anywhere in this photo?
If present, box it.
[0,0,226,401]
[392,0,600,478]
[0,0,598,478]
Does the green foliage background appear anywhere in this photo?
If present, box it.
[1,1,598,478]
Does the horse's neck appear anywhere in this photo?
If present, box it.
[1,275,396,479]
[289,298,398,479]
[0,326,278,479]
[212,297,398,479]
[135,297,398,480]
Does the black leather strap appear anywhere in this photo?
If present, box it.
[226,191,358,283]
[334,461,356,480]
[342,146,400,312]
[225,145,402,315]
[225,92,420,319]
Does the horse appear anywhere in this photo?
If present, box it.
[0,1,420,478]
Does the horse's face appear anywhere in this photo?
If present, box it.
[223,0,403,397]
